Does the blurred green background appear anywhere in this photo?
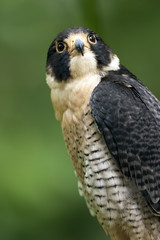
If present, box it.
[1,0,160,239]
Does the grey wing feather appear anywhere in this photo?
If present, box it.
[90,72,160,215]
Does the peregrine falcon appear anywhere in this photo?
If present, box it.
[46,27,160,240]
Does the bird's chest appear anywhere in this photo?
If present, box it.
[62,104,128,225]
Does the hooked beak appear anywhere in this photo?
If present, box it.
[74,38,85,56]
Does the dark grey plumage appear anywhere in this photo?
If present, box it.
[91,69,160,215]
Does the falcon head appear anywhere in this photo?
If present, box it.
[46,27,120,87]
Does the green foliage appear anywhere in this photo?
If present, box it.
[0,0,160,239]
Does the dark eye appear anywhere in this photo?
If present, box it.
[56,42,66,53]
[88,34,97,44]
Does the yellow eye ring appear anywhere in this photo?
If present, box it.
[56,42,66,53]
[88,34,97,44]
